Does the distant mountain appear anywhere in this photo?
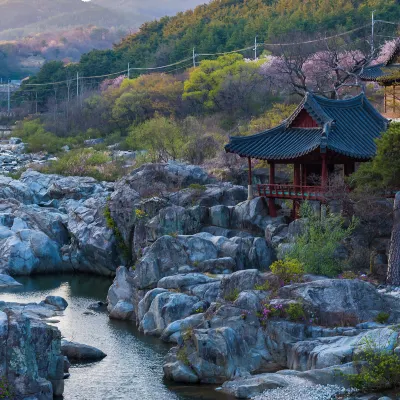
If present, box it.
[91,0,207,18]
[0,0,206,41]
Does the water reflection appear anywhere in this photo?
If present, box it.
[0,274,233,400]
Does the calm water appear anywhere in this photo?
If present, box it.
[0,274,233,400]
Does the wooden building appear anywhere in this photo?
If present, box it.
[360,39,400,118]
[225,92,389,217]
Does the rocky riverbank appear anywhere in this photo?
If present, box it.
[1,161,399,399]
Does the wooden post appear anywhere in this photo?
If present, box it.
[293,163,301,218]
[321,154,328,187]
[384,85,387,114]
[247,157,253,200]
[269,162,277,217]
[302,164,307,186]
[387,192,400,285]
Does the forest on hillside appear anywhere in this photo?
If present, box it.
[23,0,400,80]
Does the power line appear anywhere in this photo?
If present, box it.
[8,19,399,96]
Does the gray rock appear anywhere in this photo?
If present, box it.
[107,266,135,320]
[109,300,134,320]
[61,340,106,362]
[139,292,199,336]
[197,257,236,274]
[0,308,64,399]
[157,273,218,291]
[136,236,189,289]
[43,296,68,311]
[0,273,22,287]
[278,279,395,326]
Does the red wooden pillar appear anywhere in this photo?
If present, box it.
[293,163,301,218]
[247,157,253,200]
[269,162,277,217]
[321,154,328,187]
[302,164,307,186]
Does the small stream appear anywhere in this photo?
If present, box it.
[0,274,234,400]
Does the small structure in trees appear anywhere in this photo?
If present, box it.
[225,92,390,217]
[360,39,400,118]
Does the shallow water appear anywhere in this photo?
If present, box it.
[0,274,233,400]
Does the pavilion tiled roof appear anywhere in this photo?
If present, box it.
[360,39,400,82]
[225,93,389,161]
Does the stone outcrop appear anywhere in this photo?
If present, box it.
[0,301,67,399]
[61,340,107,362]
[0,170,117,276]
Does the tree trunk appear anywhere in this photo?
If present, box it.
[387,192,400,285]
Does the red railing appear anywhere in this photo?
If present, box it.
[257,184,398,200]
[257,184,326,200]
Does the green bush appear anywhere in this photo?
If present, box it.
[0,377,13,399]
[42,148,125,181]
[254,281,271,291]
[287,202,358,277]
[224,288,240,302]
[286,303,305,321]
[15,118,64,153]
[346,337,400,391]
[270,258,304,285]
[187,183,207,192]
[375,312,390,324]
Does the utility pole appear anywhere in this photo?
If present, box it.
[193,48,196,68]
[371,10,376,56]
[76,72,79,101]
[7,80,10,113]
[254,36,258,60]
[128,63,130,79]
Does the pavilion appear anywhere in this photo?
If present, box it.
[360,39,400,118]
[225,92,389,217]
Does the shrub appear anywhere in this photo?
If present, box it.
[134,209,147,219]
[187,183,207,192]
[375,312,390,324]
[224,288,240,302]
[254,281,271,291]
[346,337,400,391]
[0,377,13,399]
[270,258,304,285]
[41,148,125,181]
[177,347,190,366]
[286,303,305,321]
[287,202,358,277]
[339,271,358,280]
[104,204,130,261]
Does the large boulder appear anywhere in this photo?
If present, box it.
[139,292,199,336]
[62,197,119,275]
[61,340,106,362]
[0,176,34,204]
[146,205,208,241]
[278,279,397,326]
[0,308,65,399]
[0,229,65,275]
[20,170,112,204]
[135,236,189,289]
[107,266,136,320]
[167,183,247,208]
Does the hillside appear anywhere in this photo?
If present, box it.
[0,0,135,40]
[0,0,207,40]
[40,0,399,79]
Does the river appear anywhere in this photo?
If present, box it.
[0,274,234,400]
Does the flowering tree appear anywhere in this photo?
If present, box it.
[260,34,377,99]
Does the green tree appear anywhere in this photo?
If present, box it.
[126,116,184,162]
[351,123,400,191]
[287,202,358,277]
